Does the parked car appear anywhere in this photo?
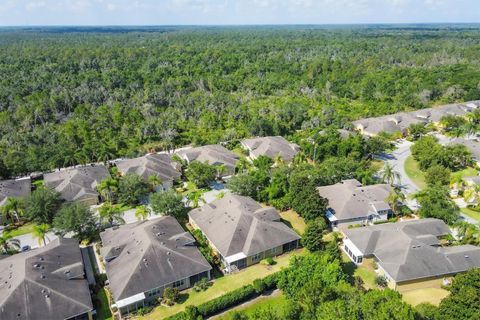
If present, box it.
[21,245,31,252]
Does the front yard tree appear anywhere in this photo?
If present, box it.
[1,197,25,223]
[99,202,125,227]
[185,161,217,188]
[0,233,20,254]
[415,186,460,224]
[25,187,62,224]
[387,187,406,216]
[380,163,400,186]
[425,165,451,187]
[302,218,327,252]
[33,223,50,246]
[97,177,119,203]
[150,190,185,218]
[53,202,98,241]
[118,173,148,205]
[134,205,151,221]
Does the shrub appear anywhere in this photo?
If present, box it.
[252,279,266,294]
[163,287,180,305]
[136,306,154,316]
[193,278,210,292]
[262,273,279,290]
[375,275,388,288]
[261,257,275,266]
[196,285,256,316]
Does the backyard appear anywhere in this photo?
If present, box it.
[461,207,480,223]
[138,249,304,320]
[401,288,450,307]
[279,209,307,235]
[404,156,426,190]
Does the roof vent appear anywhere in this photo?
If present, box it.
[465,255,469,259]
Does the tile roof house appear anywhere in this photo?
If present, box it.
[241,136,300,162]
[188,194,300,273]
[116,154,181,190]
[342,219,480,289]
[100,217,211,315]
[0,177,31,207]
[317,179,393,229]
[352,100,480,136]
[176,145,240,178]
[0,238,94,320]
[44,166,110,206]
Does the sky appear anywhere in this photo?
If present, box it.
[0,0,478,26]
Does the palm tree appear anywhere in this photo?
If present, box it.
[134,205,151,221]
[148,175,162,192]
[293,152,308,165]
[0,233,20,254]
[99,202,125,227]
[97,177,118,203]
[187,190,205,208]
[215,164,226,179]
[235,157,251,174]
[387,187,406,216]
[1,197,24,223]
[273,154,285,167]
[380,163,400,186]
[33,224,50,246]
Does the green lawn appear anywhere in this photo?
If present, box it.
[451,167,479,181]
[6,222,37,237]
[138,249,304,320]
[402,288,449,307]
[342,253,377,289]
[404,156,427,190]
[279,210,307,235]
[96,288,113,320]
[217,293,288,319]
[461,208,480,223]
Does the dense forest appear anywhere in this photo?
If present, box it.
[1,25,480,177]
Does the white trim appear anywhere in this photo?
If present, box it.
[225,252,247,264]
[116,292,146,308]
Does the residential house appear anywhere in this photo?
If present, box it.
[241,136,300,162]
[188,194,300,273]
[100,217,211,316]
[0,238,94,320]
[448,138,480,167]
[317,179,393,229]
[461,176,480,206]
[44,166,110,206]
[342,219,480,290]
[0,177,31,224]
[116,154,181,190]
[175,144,239,178]
[352,100,480,137]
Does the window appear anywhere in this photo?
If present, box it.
[270,247,278,255]
[172,279,185,288]
[357,256,363,264]
[251,253,262,262]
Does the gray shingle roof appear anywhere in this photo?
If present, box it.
[241,136,300,162]
[448,138,480,161]
[100,217,211,301]
[352,101,479,136]
[116,153,181,182]
[176,145,239,174]
[0,238,93,320]
[0,178,31,207]
[317,179,392,220]
[188,194,300,258]
[344,219,480,282]
[44,166,110,203]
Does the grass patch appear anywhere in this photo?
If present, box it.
[6,222,37,237]
[96,287,113,320]
[341,253,377,290]
[279,210,307,235]
[217,293,288,319]
[451,167,479,181]
[402,288,449,307]
[461,207,480,223]
[404,156,426,190]
[138,249,304,320]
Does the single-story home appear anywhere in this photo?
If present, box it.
[100,217,211,316]
[342,219,480,290]
[188,194,300,273]
[116,153,181,190]
[0,238,94,320]
[241,136,300,162]
[175,144,239,178]
[317,179,393,229]
[44,165,110,206]
[352,101,480,136]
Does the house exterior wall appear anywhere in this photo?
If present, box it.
[245,244,284,267]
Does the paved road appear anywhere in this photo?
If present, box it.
[0,230,59,250]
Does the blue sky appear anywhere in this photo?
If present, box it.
[0,0,478,26]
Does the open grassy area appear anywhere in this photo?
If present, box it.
[342,253,377,290]
[402,288,449,307]
[138,249,304,320]
[404,156,427,190]
[461,207,480,223]
[279,210,307,235]
[451,167,479,181]
[96,288,113,320]
[216,293,288,319]
[6,222,37,237]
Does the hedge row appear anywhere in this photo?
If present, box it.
[165,272,279,320]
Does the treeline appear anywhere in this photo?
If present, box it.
[1,26,480,177]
